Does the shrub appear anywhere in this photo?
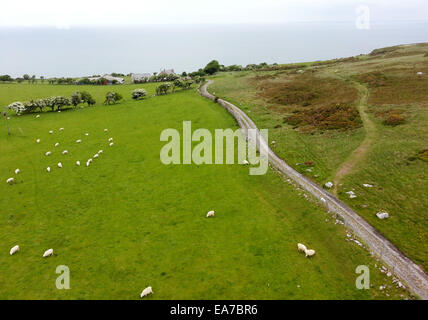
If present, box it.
[54,96,71,111]
[132,89,147,100]
[71,92,82,107]
[81,91,96,106]
[104,92,123,105]
[8,102,26,114]
[384,114,405,126]
[155,84,171,96]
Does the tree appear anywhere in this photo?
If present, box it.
[31,75,36,84]
[71,92,82,107]
[54,96,71,111]
[81,91,96,106]
[132,88,147,100]
[8,102,26,114]
[40,76,45,83]
[23,74,30,81]
[0,75,12,82]
[104,92,123,105]
[203,60,220,75]
[156,83,171,95]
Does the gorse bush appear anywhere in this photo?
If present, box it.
[384,113,405,126]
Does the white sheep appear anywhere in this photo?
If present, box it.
[140,287,153,298]
[104,129,108,132]
[62,150,68,155]
[297,243,307,253]
[108,138,114,142]
[86,161,90,167]
[47,167,51,172]
[76,161,81,166]
[88,158,93,163]
[15,169,20,175]
[98,150,103,154]
[206,210,215,218]
[243,160,249,165]
[59,128,64,131]
[305,249,316,257]
[94,154,99,159]
[85,133,89,136]
[45,151,52,156]
[109,142,114,147]
[36,115,40,118]
[6,177,14,184]
[10,245,20,255]
[57,162,63,168]
[55,142,59,147]
[43,249,53,258]
[36,139,41,143]
[49,130,53,134]
[76,139,82,143]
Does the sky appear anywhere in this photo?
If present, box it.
[0,0,427,27]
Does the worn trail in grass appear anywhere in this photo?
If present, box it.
[333,82,376,194]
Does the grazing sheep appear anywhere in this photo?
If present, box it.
[320,197,326,203]
[10,245,20,255]
[49,130,53,134]
[55,143,59,147]
[85,133,89,136]
[36,139,41,143]
[140,287,153,298]
[243,160,249,165]
[86,161,90,167]
[59,128,64,131]
[98,150,103,154]
[57,162,63,168]
[297,243,307,253]
[104,129,108,132]
[376,212,389,220]
[108,138,114,142]
[62,150,68,155]
[109,142,114,147]
[45,151,52,156]
[6,177,14,184]
[47,167,51,172]
[15,169,20,175]
[36,115,40,118]
[43,249,53,258]
[206,210,215,218]
[324,182,334,189]
[305,249,316,257]
[88,158,93,163]
[417,72,423,76]
[94,154,99,159]
[76,139,82,143]
[76,161,81,166]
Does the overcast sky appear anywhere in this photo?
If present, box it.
[0,0,427,27]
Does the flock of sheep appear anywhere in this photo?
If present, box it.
[4,116,317,299]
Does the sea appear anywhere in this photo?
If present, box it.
[0,21,427,78]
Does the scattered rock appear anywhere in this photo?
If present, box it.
[325,182,334,189]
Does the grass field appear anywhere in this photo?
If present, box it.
[210,43,428,273]
[0,83,412,299]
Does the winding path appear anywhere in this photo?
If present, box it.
[199,80,428,300]
[333,82,376,194]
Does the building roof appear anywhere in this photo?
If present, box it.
[159,69,175,76]
[132,73,152,80]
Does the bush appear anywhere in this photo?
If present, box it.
[54,96,71,111]
[132,89,147,100]
[81,91,96,106]
[418,149,428,162]
[384,114,405,126]
[71,92,82,107]
[8,102,26,114]
[155,84,171,96]
[104,92,123,105]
